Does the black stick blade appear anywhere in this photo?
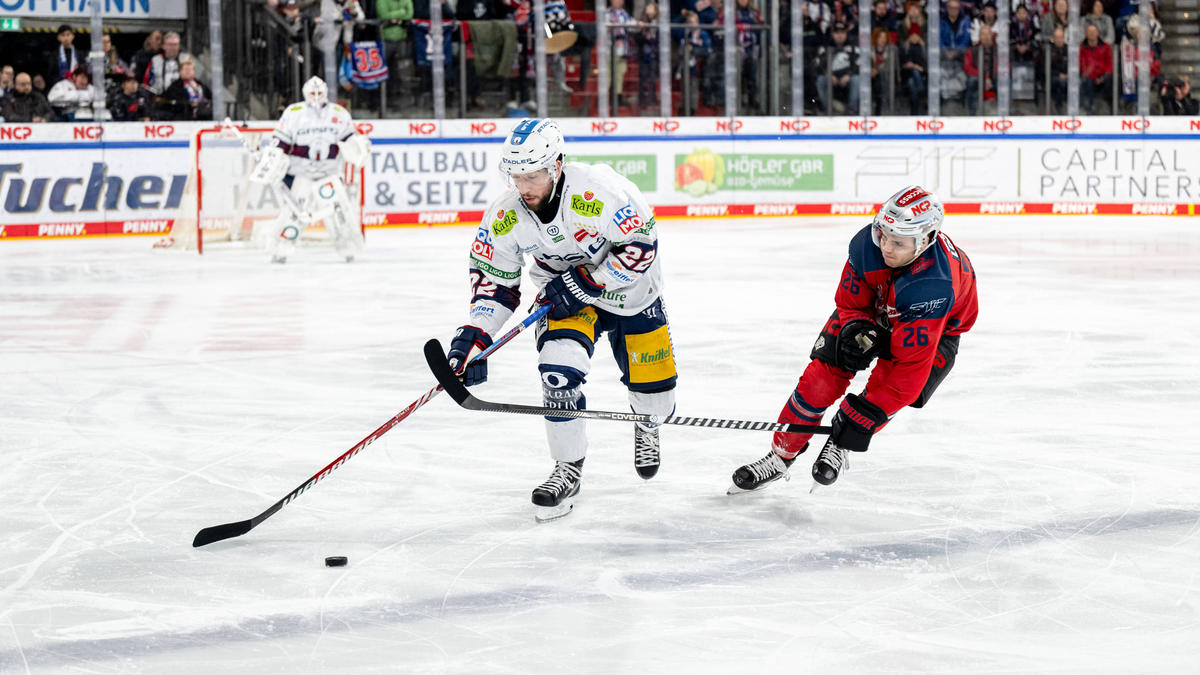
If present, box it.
[193,520,253,547]
[423,339,473,405]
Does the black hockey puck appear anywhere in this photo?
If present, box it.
[324,556,348,567]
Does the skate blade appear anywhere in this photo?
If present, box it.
[727,482,754,495]
[534,500,574,522]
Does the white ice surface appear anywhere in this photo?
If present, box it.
[1,216,1198,674]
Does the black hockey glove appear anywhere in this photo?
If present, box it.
[447,325,493,386]
[537,266,604,320]
[836,320,890,371]
[830,393,889,452]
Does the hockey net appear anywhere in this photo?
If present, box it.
[155,121,365,254]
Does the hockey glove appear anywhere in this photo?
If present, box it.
[836,320,890,371]
[537,266,605,320]
[830,393,889,452]
[447,325,494,386]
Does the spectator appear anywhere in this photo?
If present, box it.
[869,27,891,114]
[131,31,164,84]
[1144,2,1165,58]
[869,0,897,42]
[679,11,714,108]
[377,0,414,93]
[32,73,48,96]
[1040,0,1069,44]
[899,1,923,45]
[830,0,858,36]
[1079,22,1113,113]
[47,65,99,121]
[971,1,997,45]
[816,22,859,114]
[145,32,194,94]
[1160,76,1198,115]
[736,0,764,109]
[47,24,83,86]
[1011,3,1039,65]
[636,2,661,108]
[108,73,155,121]
[899,22,926,114]
[1082,0,1116,46]
[1049,25,1068,110]
[964,24,997,114]
[940,0,972,109]
[609,0,634,107]
[101,33,130,79]
[1119,14,1161,105]
[160,59,213,120]
[1,72,54,122]
[0,65,13,99]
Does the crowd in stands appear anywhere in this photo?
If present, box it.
[0,24,213,123]
[1,0,1195,121]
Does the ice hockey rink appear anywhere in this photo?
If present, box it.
[2,214,1198,673]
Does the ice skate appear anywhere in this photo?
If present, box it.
[727,449,799,494]
[633,423,660,479]
[810,438,849,488]
[532,458,584,522]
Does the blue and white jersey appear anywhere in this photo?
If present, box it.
[466,162,664,335]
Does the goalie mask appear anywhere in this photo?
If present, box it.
[499,118,565,186]
[302,76,328,109]
[871,185,944,263]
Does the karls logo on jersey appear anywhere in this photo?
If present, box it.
[492,209,518,235]
[472,229,494,260]
[612,204,644,235]
[570,194,604,218]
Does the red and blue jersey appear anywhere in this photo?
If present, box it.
[836,224,978,416]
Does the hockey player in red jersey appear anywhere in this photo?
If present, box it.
[729,185,978,492]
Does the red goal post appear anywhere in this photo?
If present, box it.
[155,121,366,254]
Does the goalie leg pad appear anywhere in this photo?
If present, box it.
[539,338,591,463]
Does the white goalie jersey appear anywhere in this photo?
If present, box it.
[467,162,664,336]
[272,101,358,179]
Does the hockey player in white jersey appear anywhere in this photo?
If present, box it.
[446,118,677,521]
[250,76,371,263]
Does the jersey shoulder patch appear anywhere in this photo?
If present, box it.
[331,104,350,116]
[894,247,956,322]
[288,104,303,112]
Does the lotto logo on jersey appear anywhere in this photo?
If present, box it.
[612,205,643,235]
[472,229,494,260]
[492,210,518,236]
[570,194,604,218]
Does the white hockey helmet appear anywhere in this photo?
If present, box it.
[303,76,328,108]
[499,118,565,181]
[872,185,944,256]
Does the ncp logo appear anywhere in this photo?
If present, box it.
[848,119,878,132]
[355,122,374,135]
[409,122,437,135]
[73,125,103,139]
[716,119,743,132]
[144,124,175,138]
[591,120,619,133]
[470,121,497,135]
[1051,118,1083,131]
[915,119,944,133]
[0,126,33,140]
[780,119,811,132]
[652,120,680,133]
[983,119,1013,132]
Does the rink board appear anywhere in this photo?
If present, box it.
[1,117,1199,240]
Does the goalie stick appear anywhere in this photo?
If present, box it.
[423,339,833,435]
[192,305,552,548]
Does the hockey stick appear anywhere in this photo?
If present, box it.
[423,339,833,435]
[192,305,552,548]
